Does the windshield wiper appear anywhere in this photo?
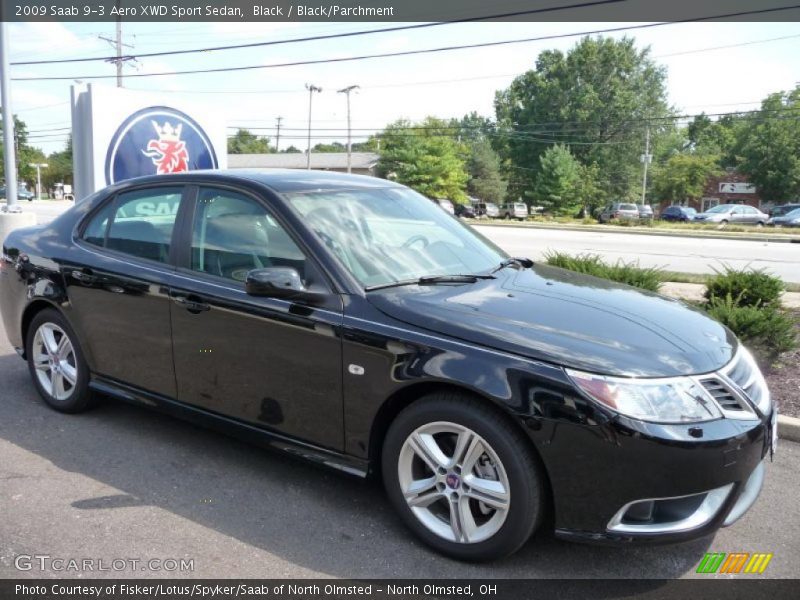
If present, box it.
[366,274,495,291]
[490,257,534,274]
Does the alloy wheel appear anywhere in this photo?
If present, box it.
[397,421,510,544]
[31,323,78,401]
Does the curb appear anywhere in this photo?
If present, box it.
[471,220,800,244]
[778,415,800,444]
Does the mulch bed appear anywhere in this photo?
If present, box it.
[765,310,800,418]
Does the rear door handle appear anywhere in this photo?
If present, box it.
[173,295,210,313]
[71,269,96,284]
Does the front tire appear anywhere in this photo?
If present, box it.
[26,309,93,413]
[382,393,545,561]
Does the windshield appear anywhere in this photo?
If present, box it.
[783,208,800,219]
[774,205,800,217]
[619,203,638,211]
[684,207,697,215]
[706,204,734,214]
[285,187,507,288]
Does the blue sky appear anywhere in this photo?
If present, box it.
[7,20,800,154]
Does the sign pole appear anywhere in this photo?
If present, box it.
[1,21,19,212]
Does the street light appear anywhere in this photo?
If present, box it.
[29,163,48,200]
[337,85,359,173]
[305,84,322,170]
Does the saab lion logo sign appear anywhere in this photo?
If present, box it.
[105,106,218,185]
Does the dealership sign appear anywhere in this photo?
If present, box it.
[71,85,226,201]
[719,182,756,194]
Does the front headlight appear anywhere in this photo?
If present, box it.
[566,369,722,423]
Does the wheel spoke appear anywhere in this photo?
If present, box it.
[409,432,448,473]
[451,429,480,469]
[56,335,71,361]
[460,437,487,474]
[46,369,58,396]
[404,477,440,507]
[53,371,67,398]
[449,496,477,543]
[61,363,77,386]
[464,475,509,509]
[41,326,59,356]
[33,353,50,371]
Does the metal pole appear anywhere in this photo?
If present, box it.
[36,164,41,200]
[0,21,19,212]
[115,13,123,87]
[305,84,321,170]
[275,116,282,152]
[337,85,359,173]
[641,126,651,204]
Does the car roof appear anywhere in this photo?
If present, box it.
[109,169,403,194]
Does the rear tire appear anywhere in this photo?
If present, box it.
[25,309,93,413]
[382,393,545,561]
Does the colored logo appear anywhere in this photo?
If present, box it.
[105,106,218,185]
[445,473,460,489]
[696,552,773,574]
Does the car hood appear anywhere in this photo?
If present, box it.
[367,265,736,377]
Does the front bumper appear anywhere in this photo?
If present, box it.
[549,410,772,545]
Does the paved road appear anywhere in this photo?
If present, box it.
[0,317,798,579]
[474,225,800,283]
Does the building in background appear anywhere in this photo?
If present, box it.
[699,169,765,212]
[228,152,379,176]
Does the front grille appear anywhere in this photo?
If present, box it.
[725,352,765,409]
[700,378,747,411]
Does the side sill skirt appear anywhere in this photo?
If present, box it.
[88,376,369,478]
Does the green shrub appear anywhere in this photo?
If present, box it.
[704,266,784,308]
[705,295,797,358]
[544,251,664,292]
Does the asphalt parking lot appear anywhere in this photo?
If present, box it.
[1,313,799,579]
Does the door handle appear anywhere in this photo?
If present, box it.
[71,269,96,284]
[173,295,210,313]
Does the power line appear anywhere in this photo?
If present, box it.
[9,1,626,66]
[12,4,800,81]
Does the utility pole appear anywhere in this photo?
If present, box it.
[30,163,48,200]
[99,2,134,88]
[640,126,652,205]
[275,116,283,152]
[0,21,19,212]
[337,85,359,173]
[305,84,322,170]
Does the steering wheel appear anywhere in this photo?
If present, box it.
[402,234,430,249]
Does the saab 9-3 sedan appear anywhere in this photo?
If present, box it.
[0,170,775,561]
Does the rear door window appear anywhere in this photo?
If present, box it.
[86,187,182,264]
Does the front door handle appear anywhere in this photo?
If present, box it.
[173,295,210,313]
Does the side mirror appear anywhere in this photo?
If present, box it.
[245,267,315,300]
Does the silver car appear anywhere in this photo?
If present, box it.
[500,202,528,220]
[768,207,800,228]
[598,202,640,223]
[693,204,768,226]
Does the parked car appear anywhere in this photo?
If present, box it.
[500,202,528,220]
[0,170,774,561]
[768,207,800,227]
[0,185,35,202]
[660,206,697,222]
[768,203,800,219]
[483,202,500,218]
[598,202,640,223]
[434,198,455,215]
[454,203,476,219]
[637,204,654,220]
[693,204,769,226]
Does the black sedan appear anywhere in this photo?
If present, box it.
[0,170,775,561]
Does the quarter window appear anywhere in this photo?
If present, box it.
[82,187,182,264]
[190,188,307,283]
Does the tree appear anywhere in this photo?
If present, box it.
[377,117,469,201]
[43,136,73,190]
[227,129,272,154]
[312,141,346,153]
[735,87,800,202]
[466,139,507,203]
[281,145,302,154]
[652,153,722,205]
[687,113,742,167]
[573,162,605,215]
[532,144,581,214]
[0,113,46,187]
[494,36,672,201]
